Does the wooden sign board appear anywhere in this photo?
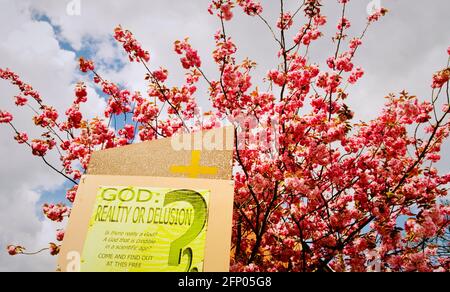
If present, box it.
[57,127,235,272]
[88,126,234,180]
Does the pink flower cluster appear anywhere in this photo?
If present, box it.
[277,13,294,30]
[49,243,60,256]
[43,204,69,222]
[152,68,168,83]
[208,0,234,20]
[293,15,326,46]
[268,70,286,87]
[102,82,133,118]
[31,139,54,156]
[327,52,354,72]
[0,68,42,103]
[0,110,13,123]
[56,230,65,242]
[32,106,59,128]
[14,95,27,106]
[237,0,263,16]
[14,132,28,144]
[316,71,342,93]
[368,7,389,23]
[174,38,202,69]
[348,67,364,84]
[79,57,95,73]
[337,17,351,31]
[432,68,450,89]
[7,245,24,256]
[133,97,159,125]
[114,25,150,63]
[212,32,237,63]
[62,105,83,130]
[74,82,88,104]
[117,124,135,145]
[66,186,78,203]
[221,3,234,21]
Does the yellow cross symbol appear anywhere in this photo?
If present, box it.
[170,151,218,178]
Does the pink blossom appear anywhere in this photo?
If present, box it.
[0,110,13,123]
[43,204,68,222]
[221,3,233,21]
[72,170,82,181]
[174,38,202,69]
[33,106,59,127]
[442,104,450,113]
[118,124,135,140]
[243,263,260,272]
[212,35,237,62]
[74,82,88,104]
[79,57,95,73]
[368,8,389,23]
[114,25,150,62]
[7,245,17,256]
[31,140,50,156]
[314,15,327,26]
[277,13,293,30]
[102,84,133,117]
[0,68,42,102]
[337,17,351,30]
[14,132,28,144]
[431,68,450,89]
[316,72,342,93]
[64,105,83,129]
[56,230,65,242]
[349,38,362,51]
[14,95,28,106]
[348,67,364,84]
[337,54,354,72]
[238,0,263,16]
[66,186,78,203]
[153,68,168,82]
[7,245,24,256]
[268,70,286,86]
[49,243,60,256]
[294,27,322,45]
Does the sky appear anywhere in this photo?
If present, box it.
[0,0,449,271]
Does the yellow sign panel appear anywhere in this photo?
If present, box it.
[80,186,210,272]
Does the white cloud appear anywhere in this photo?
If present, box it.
[0,187,64,272]
[0,0,105,271]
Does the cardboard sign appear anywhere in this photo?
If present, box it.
[57,127,235,272]
[82,186,210,272]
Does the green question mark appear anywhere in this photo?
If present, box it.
[163,189,207,272]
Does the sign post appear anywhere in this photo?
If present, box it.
[57,127,235,272]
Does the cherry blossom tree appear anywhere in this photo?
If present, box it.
[2,0,450,272]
